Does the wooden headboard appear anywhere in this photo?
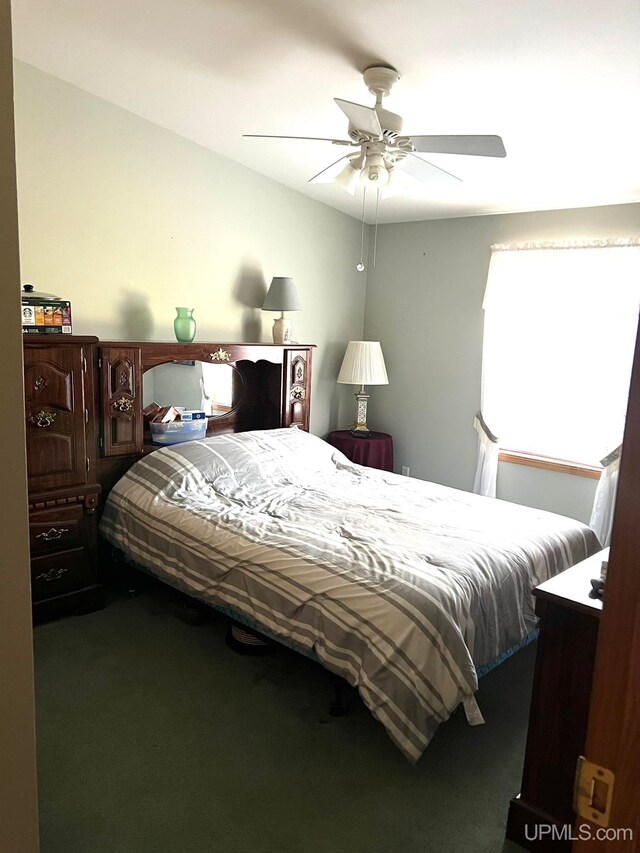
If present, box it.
[95,340,314,505]
[22,335,313,618]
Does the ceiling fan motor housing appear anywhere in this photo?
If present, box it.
[375,106,403,135]
[347,108,403,143]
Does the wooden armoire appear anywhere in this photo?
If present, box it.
[24,337,102,622]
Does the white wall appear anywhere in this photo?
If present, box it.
[0,5,39,850]
[364,203,640,522]
[13,61,367,436]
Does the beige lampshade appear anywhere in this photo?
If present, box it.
[337,341,389,385]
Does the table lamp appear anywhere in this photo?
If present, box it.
[337,341,388,437]
[262,277,301,344]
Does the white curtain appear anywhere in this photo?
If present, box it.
[590,445,622,548]
[473,412,500,498]
[481,240,640,465]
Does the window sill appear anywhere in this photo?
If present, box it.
[499,450,602,480]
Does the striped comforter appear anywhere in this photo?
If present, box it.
[100,428,600,761]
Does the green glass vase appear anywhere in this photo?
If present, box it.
[173,307,196,342]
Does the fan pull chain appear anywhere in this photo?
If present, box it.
[373,187,380,269]
[356,186,367,272]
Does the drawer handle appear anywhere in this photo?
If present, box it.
[36,527,70,542]
[29,410,57,428]
[113,396,134,412]
[35,567,68,582]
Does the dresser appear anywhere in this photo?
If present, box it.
[506,550,606,850]
[24,336,103,621]
[23,337,315,620]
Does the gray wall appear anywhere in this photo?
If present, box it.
[364,203,640,522]
[13,61,367,437]
[0,3,39,850]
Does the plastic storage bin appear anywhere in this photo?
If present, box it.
[150,419,207,445]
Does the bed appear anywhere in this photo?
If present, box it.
[99,427,600,762]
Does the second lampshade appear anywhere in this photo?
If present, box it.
[262,277,301,344]
[337,341,388,437]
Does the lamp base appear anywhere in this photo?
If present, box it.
[272,316,293,344]
[351,390,371,437]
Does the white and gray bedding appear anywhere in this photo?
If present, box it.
[100,428,600,762]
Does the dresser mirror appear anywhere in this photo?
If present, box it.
[142,361,244,418]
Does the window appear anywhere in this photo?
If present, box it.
[481,241,640,471]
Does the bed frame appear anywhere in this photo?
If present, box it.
[92,339,351,705]
[111,546,351,715]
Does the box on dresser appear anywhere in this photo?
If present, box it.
[21,283,72,335]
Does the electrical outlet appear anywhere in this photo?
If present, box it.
[401,466,410,476]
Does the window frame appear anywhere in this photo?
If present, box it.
[498,448,601,479]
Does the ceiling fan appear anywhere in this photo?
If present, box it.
[243,65,506,197]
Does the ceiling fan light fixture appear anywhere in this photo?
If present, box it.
[360,153,390,187]
[334,160,362,195]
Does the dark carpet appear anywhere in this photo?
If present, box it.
[34,578,529,853]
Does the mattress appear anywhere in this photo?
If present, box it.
[100,427,600,761]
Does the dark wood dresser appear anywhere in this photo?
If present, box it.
[506,550,606,850]
[23,337,315,621]
[24,336,103,621]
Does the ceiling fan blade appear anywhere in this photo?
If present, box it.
[403,152,463,182]
[308,155,352,184]
[334,99,382,138]
[410,135,507,157]
[243,134,354,146]
[382,165,426,198]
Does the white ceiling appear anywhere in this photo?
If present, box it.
[11,0,640,223]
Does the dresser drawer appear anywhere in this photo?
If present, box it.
[29,504,85,557]
[30,548,95,601]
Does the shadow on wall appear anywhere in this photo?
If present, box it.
[233,261,267,343]
[118,290,154,340]
[321,339,352,433]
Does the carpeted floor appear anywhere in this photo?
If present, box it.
[34,577,530,853]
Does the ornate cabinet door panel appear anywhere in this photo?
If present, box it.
[283,348,312,430]
[24,345,88,491]
[100,346,143,456]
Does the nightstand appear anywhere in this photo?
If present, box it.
[326,430,394,472]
